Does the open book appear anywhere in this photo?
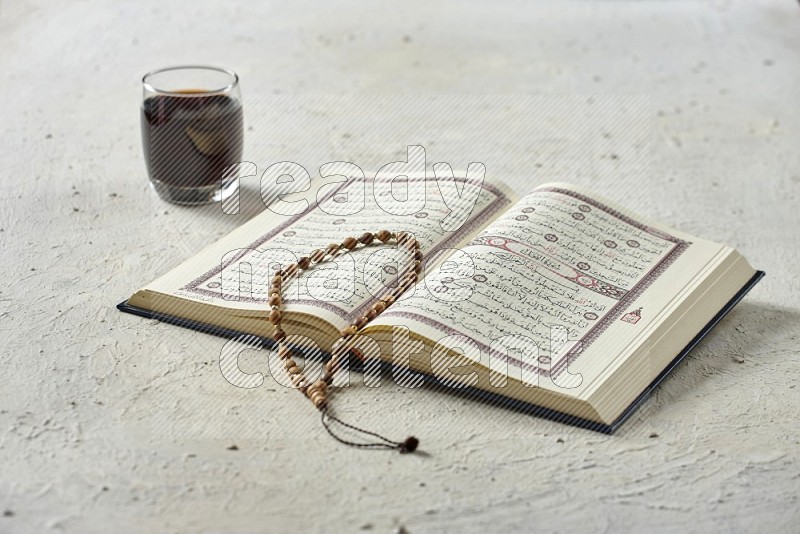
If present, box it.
[119,174,762,431]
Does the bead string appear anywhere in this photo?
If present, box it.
[269,230,421,454]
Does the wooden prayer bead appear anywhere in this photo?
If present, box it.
[326,243,340,254]
[269,309,282,325]
[268,294,282,307]
[414,250,423,262]
[375,230,391,243]
[329,342,346,357]
[342,236,358,250]
[273,327,286,341]
[310,249,325,263]
[402,272,417,284]
[272,274,282,285]
[340,325,358,337]
[358,232,374,245]
[298,257,311,270]
[354,316,368,329]
[292,374,308,387]
[396,232,412,245]
[284,264,298,277]
[402,239,417,250]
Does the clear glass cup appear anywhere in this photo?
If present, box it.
[141,66,243,205]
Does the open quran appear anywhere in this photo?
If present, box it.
[118,173,762,431]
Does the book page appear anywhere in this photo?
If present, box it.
[371,182,727,390]
[137,173,517,329]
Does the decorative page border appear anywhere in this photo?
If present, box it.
[182,177,514,322]
[382,187,690,378]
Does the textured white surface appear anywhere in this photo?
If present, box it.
[1,1,799,532]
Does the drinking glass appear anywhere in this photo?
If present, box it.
[141,66,243,205]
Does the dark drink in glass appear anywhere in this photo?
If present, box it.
[141,67,243,205]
